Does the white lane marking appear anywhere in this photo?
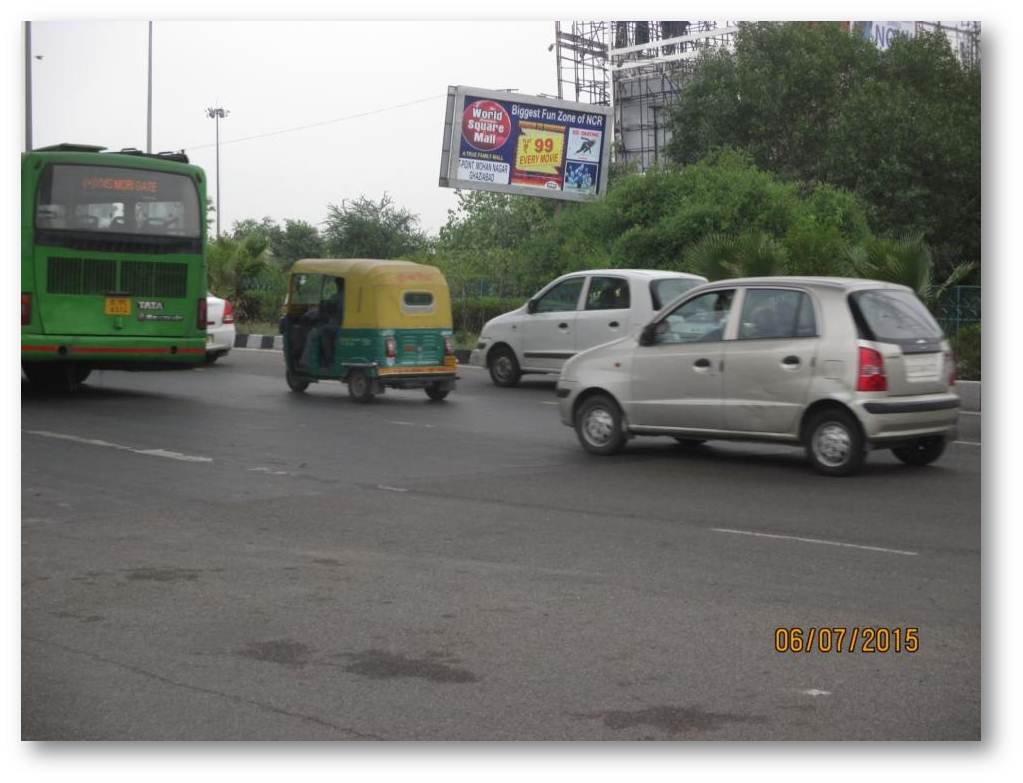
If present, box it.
[541,401,560,406]
[386,420,417,426]
[376,485,409,493]
[953,440,981,446]
[249,467,293,476]
[710,527,918,556]
[800,689,832,697]
[25,429,212,463]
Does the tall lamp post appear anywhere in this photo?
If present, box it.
[205,106,229,238]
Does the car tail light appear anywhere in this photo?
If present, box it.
[443,334,454,355]
[197,297,208,330]
[946,351,956,386]
[385,336,396,359]
[21,293,31,326]
[856,346,887,392]
[223,299,235,324]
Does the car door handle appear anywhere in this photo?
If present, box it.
[609,321,619,328]
[781,355,801,368]
[558,322,569,330]
[693,358,711,370]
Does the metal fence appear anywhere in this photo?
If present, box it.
[935,285,981,336]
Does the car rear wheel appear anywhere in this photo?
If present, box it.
[488,346,521,388]
[805,408,866,476]
[347,369,375,403]
[892,437,946,466]
[286,369,309,393]
[575,394,626,456]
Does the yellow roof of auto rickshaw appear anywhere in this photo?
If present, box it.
[288,258,448,287]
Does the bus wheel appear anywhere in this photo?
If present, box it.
[286,369,310,393]
[23,363,89,391]
[347,369,375,403]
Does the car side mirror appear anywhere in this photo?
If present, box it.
[638,322,657,346]
[526,299,538,315]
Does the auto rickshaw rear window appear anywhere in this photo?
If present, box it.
[403,291,434,308]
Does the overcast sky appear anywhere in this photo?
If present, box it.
[28,20,560,235]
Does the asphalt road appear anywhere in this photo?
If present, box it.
[21,349,981,740]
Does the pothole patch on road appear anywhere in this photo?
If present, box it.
[572,704,768,736]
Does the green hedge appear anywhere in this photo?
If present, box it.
[451,296,526,337]
[950,323,981,381]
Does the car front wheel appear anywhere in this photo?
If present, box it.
[805,408,866,476]
[575,394,626,456]
[488,346,521,387]
[892,437,946,466]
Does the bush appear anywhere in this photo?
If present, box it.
[950,323,981,380]
[450,296,526,336]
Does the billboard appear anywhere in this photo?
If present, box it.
[438,86,612,202]
[853,21,917,50]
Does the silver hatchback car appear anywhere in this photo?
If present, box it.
[556,277,960,475]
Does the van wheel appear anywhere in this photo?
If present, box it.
[425,383,450,401]
[347,369,375,403]
[805,408,866,476]
[892,437,946,466]
[575,394,626,456]
[286,369,309,393]
[488,346,521,387]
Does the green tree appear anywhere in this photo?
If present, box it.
[845,234,976,307]
[270,219,324,270]
[322,194,427,259]
[207,232,274,321]
[665,22,981,279]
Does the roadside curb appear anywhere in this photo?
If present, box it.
[232,334,980,412]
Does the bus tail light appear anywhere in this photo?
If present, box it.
[223,299,235,324]
[197,297,208,330]
[22,293,31,326]
[856,347,887,392]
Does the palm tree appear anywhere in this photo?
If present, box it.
[685,232,789,280]
[845,234,975,308]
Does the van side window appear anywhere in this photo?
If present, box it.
[534,277,584,313]
[737,289,816,340]
[585,276,630,310]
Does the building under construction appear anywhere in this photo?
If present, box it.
[554,20,980,172]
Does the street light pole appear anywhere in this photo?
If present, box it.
[25,21,32,151]
[146,21,153,153]
[205,106,229,238]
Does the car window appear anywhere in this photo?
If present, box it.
[849,289,942,341]
[650,278,702,310]
[737,289,817,340]
[655,290,734,344]
[585,276,630,310]
[535,277,584,313]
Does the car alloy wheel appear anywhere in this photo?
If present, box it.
[575,394,625,456]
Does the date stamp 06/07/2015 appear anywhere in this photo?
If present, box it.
[774,627,920,655]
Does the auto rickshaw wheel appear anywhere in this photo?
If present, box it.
[425,382,450,401]
[286,369,310,393]
[347,369,375,403]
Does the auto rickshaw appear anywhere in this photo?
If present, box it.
[280,258,458,402]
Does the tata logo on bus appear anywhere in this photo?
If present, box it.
[461,100,511,152]
[81,176,159,194]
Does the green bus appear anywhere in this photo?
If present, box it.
[22,144,209,388]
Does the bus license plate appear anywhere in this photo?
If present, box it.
[105,297,131,316]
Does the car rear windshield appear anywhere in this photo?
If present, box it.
[650,278,702,311]
[848,289,943,343]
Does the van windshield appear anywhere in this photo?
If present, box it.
[849,289,943,343]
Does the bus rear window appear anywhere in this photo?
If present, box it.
[35,164,201,238]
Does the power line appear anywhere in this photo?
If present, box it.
[182,94,446,152]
